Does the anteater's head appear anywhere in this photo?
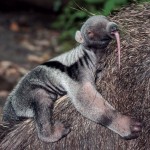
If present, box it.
[75,15,118,49]
[75,15,121,68]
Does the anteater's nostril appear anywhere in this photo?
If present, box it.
[110,24,118,33]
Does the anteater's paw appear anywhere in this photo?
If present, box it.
[111,115,142,140]
[54,121,71,139]
[123,119,142,140]
[38,122,70,143]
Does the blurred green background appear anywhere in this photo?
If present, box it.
[51,0,149,45]
[49,0,150,51]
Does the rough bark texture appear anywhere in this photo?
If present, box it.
[0,2,150,150]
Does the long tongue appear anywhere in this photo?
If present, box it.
[114,32,121,69]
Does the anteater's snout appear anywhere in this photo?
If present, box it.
[110,24,118,34]
[106,22,118,36]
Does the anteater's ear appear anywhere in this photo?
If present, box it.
[75,31,84,43]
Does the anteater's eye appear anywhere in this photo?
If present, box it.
[87,30,94,38]
[87,31,92,34]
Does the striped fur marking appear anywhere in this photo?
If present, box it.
[41,53,94,81]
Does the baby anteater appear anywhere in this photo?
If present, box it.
[2,15,142,142]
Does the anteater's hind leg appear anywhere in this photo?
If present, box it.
[33,89,70,143]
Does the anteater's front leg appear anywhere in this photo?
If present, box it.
[66,82,142,140]
[33,89,70,143]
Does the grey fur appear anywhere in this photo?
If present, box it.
[2,15,142,142]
